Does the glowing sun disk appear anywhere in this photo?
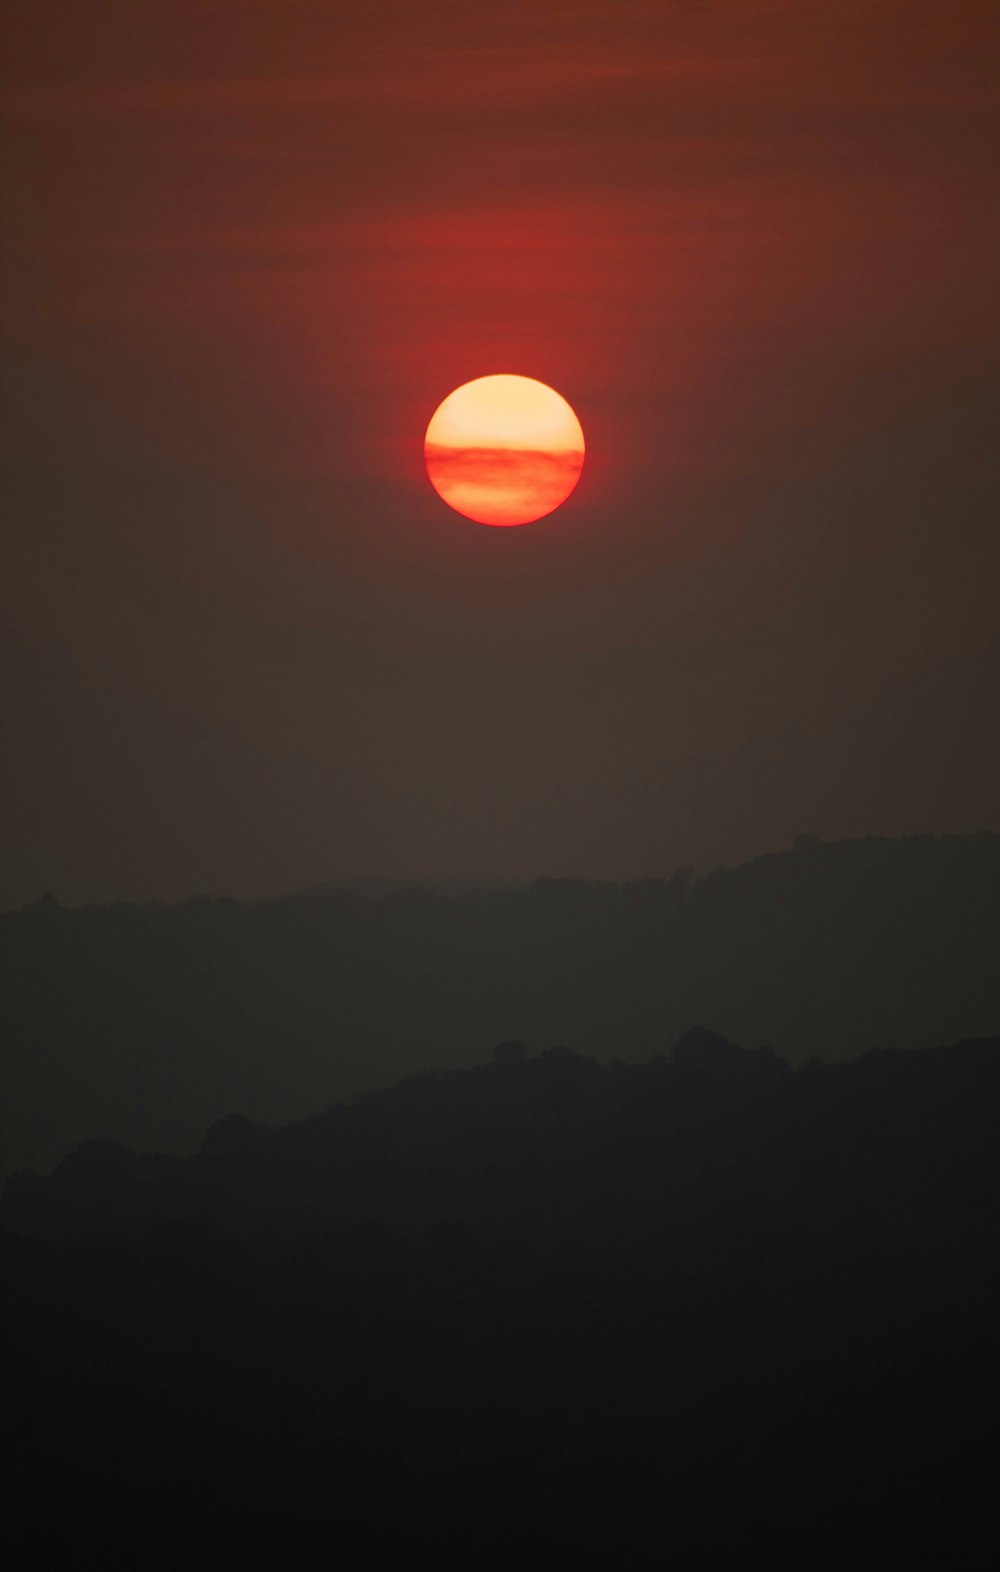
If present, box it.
[424,374,585,526]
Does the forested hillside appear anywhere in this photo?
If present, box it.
[4,1030,998,1566]
[3,833,997,1176]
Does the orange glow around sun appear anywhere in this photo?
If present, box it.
[424,374,585,526]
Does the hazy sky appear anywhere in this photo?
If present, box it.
[2,0,998,907]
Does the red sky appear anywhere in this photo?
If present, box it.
[2,1,998,905]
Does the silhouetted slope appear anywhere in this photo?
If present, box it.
[3,1032,999,1568]
[5,1030,998,1245]
[2,832,998,1176]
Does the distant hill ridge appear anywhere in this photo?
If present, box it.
[7,1027,1000,1567]
[2,832,998,1178]
[4,1028,998,1243]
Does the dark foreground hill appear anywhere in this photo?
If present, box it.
[4,1033,999,1567]
[3,832,998,1178]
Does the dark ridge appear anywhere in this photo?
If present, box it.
[3,832,998,1179]
[4,1030,998,1566]
[4,1029,998,1243]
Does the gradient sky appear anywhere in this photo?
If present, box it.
[2,0,998,907]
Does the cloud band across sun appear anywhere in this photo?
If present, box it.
[424,375,585,526]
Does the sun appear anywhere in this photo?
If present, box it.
[424,374,585,526]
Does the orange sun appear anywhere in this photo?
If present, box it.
[424,374,585,526]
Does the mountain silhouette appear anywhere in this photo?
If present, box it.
[3,832,998,1178]
[4,1029,998,1567]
